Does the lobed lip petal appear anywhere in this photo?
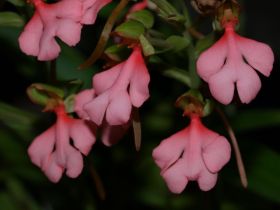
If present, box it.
[42,154,63,183]
[161,159,189,194]
[208,64,235,105]
[236,63,262,104]
[65,146,84,178]
[197,169,218,191]
[106,92,132,125]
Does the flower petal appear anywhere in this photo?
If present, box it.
[42,154,63,183]
[161,159,188,194]
[152,128,187,170]
[37,29,61,61]
[196,36,228,81]
[28,125,55,168]
[93,63,123,95]
[197,168,217,191]
[65,146,84,178]
[56,19,82,46]
[84,92,109,125]
[202,136,231,173]
[208,64,235,105]
[236,63,261,104]
[129,54,150,107]
[74,89,95,120]
[106,91,132,125]
[81,0,112,24]
[69,119,96,155]
[18,12,43,56]
[236,34,274,77]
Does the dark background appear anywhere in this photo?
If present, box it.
[0,0,280,210]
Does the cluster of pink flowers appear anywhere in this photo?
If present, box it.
[19,0,274,194]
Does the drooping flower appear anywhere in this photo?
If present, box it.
[84,46,150,126]
[28,105,96,182]
[18,0,111,61]
[19,0,83,61]
[196,21,274,105]
[152,115,231,193]
[74,89,129,146]
[81,0,112,24]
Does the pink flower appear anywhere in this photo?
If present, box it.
[84,47,150,126]
[152,116,231,193]
[196,21,274,105]
[19,0,83,61]
[28,105,96,182]
[74,89,129,146]
[81,0,112,24]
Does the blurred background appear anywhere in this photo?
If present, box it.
[0,0,280,209]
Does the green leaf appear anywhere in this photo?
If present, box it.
[163,68,191,87]
[166,35,190,52]
[0,102,38,140]
[0,12,24,27]
[127,10,154,29]
[115,20,145,39]
[6,0,25,6]
[247,145,280,203]
[0,193,18,210]
[140,35,155,56]
[230,109,280,132]
[104,45,130,61]
[57,44,97,89]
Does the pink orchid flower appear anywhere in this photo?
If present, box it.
[81,0,112,24]
[84,47,150,126]
[74,89,129,146]
[196,21,274,105]
[19,0,83,61]
[152,115,231,193]
[28,105,96,182]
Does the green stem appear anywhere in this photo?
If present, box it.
[79,0,130,69]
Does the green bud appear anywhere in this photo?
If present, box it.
[27,83,64,107]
